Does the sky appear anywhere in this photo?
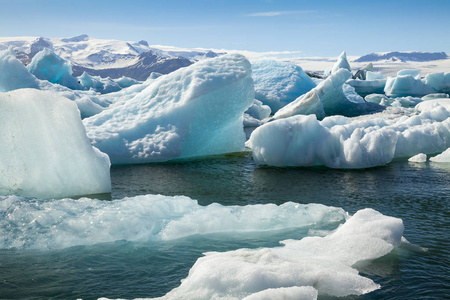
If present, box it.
[0,0,449,57]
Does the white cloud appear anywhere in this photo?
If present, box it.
[246,10,315,17]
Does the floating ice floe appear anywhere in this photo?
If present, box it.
[247,105,450,168]
[157,208,404,299]
[324,51,352,77]
[0,89,111,198]
[83,54,254,164]
[0,194,346,250]
[365,94,422,108]
[252,59,316,113]
[430,147,450,162]
[273,69,383,120]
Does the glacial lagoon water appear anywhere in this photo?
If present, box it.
[0,151,449,299]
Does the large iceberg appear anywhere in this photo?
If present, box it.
[273,69,383,120]
[252,60,316,113]
[0,48,39,92]
[27,48,83,90]
[0,89,111,198]
[83,54,254,164]
[158,208,404,299]
[247,105,450,168]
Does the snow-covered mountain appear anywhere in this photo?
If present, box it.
[0,34,223,80]
[355,51,448,63]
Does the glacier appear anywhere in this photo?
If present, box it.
[156,208,404,299]
[252,59,316,113]
[273,69,383,120]
[83,54,254,164]
[247,104,450,168]
[0,89,111,198]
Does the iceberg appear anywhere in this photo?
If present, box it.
[346,78,386,97]
[408,153,427,163]
[429,147,450,163]
[78,72,122,94]
[27,48,82,90]
[158,209,404,299]
[0,48,39,92]
[0,89,111,198]
[247,105,450,168]
[424,72,450,93]
[385,70,434,97]
[83,54,254,164]
[273,69,383,120]
[252,59,316,113]
[330,51,351,74]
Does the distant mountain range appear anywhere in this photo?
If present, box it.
[0,34,223,80]
[354,51,448,63]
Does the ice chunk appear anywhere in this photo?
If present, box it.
[366,71,384,81]
[158,209,404,299]
[424,72,450,93]
[367,95,422,108]
[242,286,318,300]
[27,48,82,90]
[353,63,374,80]
[346,79,386,97]
[114,76,140,88]
[78,72,122,94]
[0,48,39,92]
[397,69,421,80]
[247,106,450,168]
[408,153,427,163]
[0,195,346,250]
[430,147,450,163]
[252,60,316,113]
[415,98,450,113]
[331,51,351,74]
[0,89,111,198]
[84,54,254,164]
[244,99,271,127]
[274,69,383,120]
[421,93,449,101]
[385,74,434,97]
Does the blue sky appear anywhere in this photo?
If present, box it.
[0,0,449,56]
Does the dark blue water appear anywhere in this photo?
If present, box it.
[0,151,449,299]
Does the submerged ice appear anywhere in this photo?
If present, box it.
[84,54,254,164]
[0,194,346,250]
